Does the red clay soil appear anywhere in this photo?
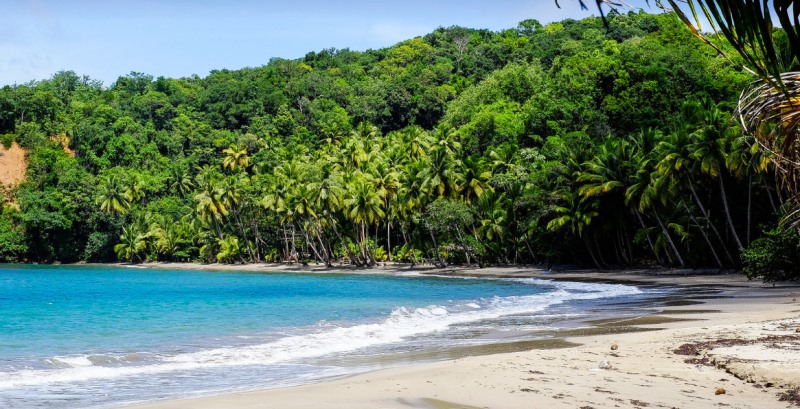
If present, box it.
[0,142,27,188]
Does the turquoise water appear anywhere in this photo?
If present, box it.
[0,265,647,408]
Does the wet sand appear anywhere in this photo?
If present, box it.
[122,263,800,409]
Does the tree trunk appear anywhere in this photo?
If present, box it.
[524,236,537,264]
[386,221,392,261]
[635,210,661,264]
[456,228,471,267]
[297,221,323,264]
[426,222,445,267]
[328,215,360,266]
[718,175,743,249]
[687,175,735,264]
[282,224,290,261]
[683,201,723,268]
[766,183,778,213]
[654,211,685,267]
[583,237,602,269]
[747,175,753,246]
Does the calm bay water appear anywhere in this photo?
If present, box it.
[0,265,651,408]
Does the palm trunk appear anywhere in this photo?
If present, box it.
[328,215,359,266]
[635,210,661,264]
[290,224,297,262]
[456,228,471,266]
[592,230,607,267]
[683,201,723,268]
[296,221,323,264]
[718,175,743,249]
[524,236,537,264]
[766,184,778,213]
[233,208,255,262]
[282,223,290,261]
[687,175,735,264]
[426,221,445,267]
[747,175,753,246]
[313,222,332,266]
[386,221,392,261]
[654,211,685,267]
[583,237,602,269]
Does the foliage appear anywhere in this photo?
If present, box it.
[741,226,800,282]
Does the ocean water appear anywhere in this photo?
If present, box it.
[0,265,651,408]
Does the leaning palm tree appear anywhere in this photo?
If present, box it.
[596,1,800,226]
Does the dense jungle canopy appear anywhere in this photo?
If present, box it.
[0,11,795,278]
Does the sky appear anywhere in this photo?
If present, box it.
[2,0,660,87]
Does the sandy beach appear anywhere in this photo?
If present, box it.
[119,264,800,409]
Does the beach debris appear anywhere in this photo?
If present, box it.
[598,360,613,370]
[611,343,619,350]
[795,328,800,333]
[715,387,726,395]
[778,389,800,405]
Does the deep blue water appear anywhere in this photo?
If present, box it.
[0,265,647,408]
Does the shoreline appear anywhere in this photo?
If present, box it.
[120,264,800,409]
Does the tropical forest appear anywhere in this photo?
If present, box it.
[0,11,796,279]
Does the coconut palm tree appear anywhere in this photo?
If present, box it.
[344,175,385,265]
[547,190,602,268]
[96,174,132,215]
[461,155,493,204]
[114,225,146,263]
[169,166,194,197]
[689,99,744,249]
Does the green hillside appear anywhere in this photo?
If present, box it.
[0,11,787,271]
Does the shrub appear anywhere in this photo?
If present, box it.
[741,226,800,282]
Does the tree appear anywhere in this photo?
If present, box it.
[425,198,475,265]
[222,143,250,173]
[96,174,131,215]
[114,225,146,263]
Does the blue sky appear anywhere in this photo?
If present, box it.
[2,0,659,87]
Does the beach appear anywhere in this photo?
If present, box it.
[125,265,800,409]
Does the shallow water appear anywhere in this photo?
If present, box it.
[0,264,658,408]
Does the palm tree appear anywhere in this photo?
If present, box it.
[547,190,602,268]
[151,217,191,261]
[114,225,146,263]
[419,145,463,199]
[367,160,402,259]
[169,167,194,197]
[689,100,744,249]
[461,155,493,204]
[477,191,509,243]
[576,137,637,264]
[216,235,241,263]
[344,176,385,266]
[222,143,250,173]
[96,174,131,215]
[194,178,228,239]
[656,122,735,264]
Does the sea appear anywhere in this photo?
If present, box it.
[0,264,666,408]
